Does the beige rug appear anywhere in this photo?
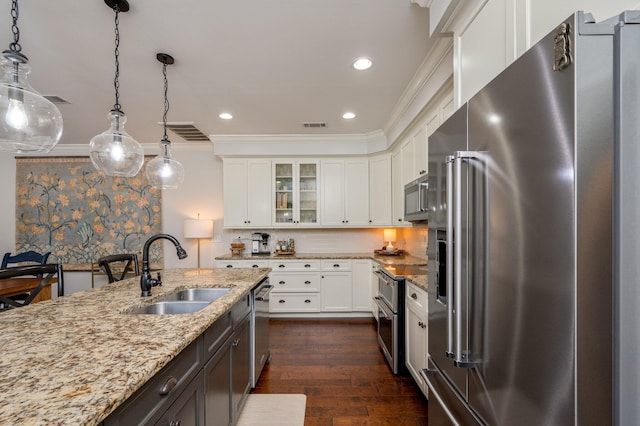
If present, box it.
[237,394,307,426]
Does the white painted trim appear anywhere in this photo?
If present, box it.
[411,0,430,7]
[384,38,454,147]
[211,131,387,157]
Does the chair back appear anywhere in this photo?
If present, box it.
[98,253,140,283]
[0,264,64,311]
[1,251,51,269]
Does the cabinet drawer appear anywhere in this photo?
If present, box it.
[203,311,232,358]
[216,260,242,268]
[104,338,203,426]
[406,282,427,313]
[321,259,352,271]
[242,259,270,268]
[270,293,320,312]
[270,272,320,292]
[269,259,320,271]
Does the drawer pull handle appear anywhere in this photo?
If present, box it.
[279,299,286,303]
[304,264,311,268]
[232,338,240,348]
[279,264,285,268]
[279,281,286,285]
[159,376,177,396]
[305,299,311,303]
[170,421,182,426]
[411,293,418,300]
[333,264,340,268]
[304,281,311,285]
[226,265,233,268]
[252,265,259,268]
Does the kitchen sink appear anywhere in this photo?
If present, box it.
[129,301,211,315]
[159,288,230,302]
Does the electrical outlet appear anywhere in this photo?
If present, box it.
[213,235,222,243]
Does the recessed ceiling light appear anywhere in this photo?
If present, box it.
[219,113,233,120]
[342,112,356,120]
[353,57,372,70]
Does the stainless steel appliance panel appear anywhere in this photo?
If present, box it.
[404,174,429,222]
[251,278,271,387]
[427,105,469,398]
[374,296,398,373]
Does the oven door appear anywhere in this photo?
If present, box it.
[374,296,398,374]
[373,269,397,311]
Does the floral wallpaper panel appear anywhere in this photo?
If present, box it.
[15,157,163,266]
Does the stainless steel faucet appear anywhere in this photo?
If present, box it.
[140,233,188,297]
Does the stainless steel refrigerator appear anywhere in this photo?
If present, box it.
[423,11,639,426]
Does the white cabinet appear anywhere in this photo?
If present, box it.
[391,150,410,225]
[320,260,352,312]
[352,259,373,312]
[273,160,320,226]
[368,154,392,226]
[269,260,321,313]
[405,281,428,397]
[321,159,370,226]
[401,125,429,186]
[223,159,272,228]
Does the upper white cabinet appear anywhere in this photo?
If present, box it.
[273,160,320,226]
[223,159,272,228]
[320,158,370,226]
[391,150,410,225]
[368,154,392,226]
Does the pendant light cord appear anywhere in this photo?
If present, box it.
[8,0,21,53]
[112,4,122,112]
[162,62,170,142]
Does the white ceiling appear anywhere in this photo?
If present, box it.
[1,0,433,146]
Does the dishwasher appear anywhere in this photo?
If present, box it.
[251,277,272,387]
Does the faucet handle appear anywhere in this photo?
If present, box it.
[156,272,162,286]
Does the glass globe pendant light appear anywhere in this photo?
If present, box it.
[89,0,143,177]
[145,53,184,189]
[0,0,63,153]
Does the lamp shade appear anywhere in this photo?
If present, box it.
[184,218,214,239]
[383,228,397,242]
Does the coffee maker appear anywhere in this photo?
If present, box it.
[251,232,271,255]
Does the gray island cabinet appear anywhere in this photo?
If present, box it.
[104,295,253,426]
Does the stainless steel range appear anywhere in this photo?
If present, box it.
[372,264,427,374]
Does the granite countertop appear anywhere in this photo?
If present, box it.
[216,252,428,267]
[0,267,269,426]
[405,275,428,291]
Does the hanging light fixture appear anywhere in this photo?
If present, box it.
[89,0,143,177]
[0,0,63,153]
[145,53,184,189]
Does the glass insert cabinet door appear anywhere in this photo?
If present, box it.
[274,161,318,225]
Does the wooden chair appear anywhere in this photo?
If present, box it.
[98,254,140,283]
[1,250,51,270]
[0,264,64,311]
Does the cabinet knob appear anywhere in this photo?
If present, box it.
[369,220,372,223]
[411,293,418,300]
[398,218,402,222]
[159,376,177,396]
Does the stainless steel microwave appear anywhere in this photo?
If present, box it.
[404,175,429,222]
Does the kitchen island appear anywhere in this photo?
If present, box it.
[0,267,269,425]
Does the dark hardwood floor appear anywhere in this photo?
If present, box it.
[253,318,429,425]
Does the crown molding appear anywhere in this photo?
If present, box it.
[211,131,387,157]
[14,142,213,157]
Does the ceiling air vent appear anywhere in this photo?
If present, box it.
[164,122,210,142]
[43,95,70,104]
[303,122,327,128]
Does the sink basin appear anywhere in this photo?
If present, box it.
[129,301,211,315]
[159,288,230,302]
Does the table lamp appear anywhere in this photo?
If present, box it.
[184,215,214,268]
[383,228,397,251]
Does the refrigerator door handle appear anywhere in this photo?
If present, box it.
[422,369,461,426]
[446,155,455,359]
